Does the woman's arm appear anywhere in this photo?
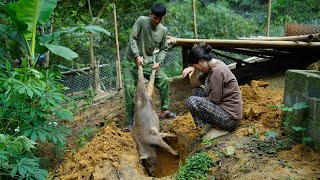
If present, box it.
[182,67,202,88]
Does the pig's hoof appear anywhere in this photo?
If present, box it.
[172,150,179,156]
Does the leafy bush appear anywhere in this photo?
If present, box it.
[165,0,262,39]
[176,152,213,180]
[281,102,311,145]
[0,134,48,180]
[0,60,73,179]
[77,127,97,147]
[270,102,311,145]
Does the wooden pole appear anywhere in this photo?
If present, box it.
[192,0,198,39]
[174,38,320,49]
[265,0,272,37]
[239,33,320,42]
[113,2,123,90]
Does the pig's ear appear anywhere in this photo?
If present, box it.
[139,156,147,163]
[140,155,148,161]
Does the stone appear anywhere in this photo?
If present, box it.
[202,127,230,141]
[222,146,236,156]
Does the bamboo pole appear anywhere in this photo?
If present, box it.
[239,33,320,42]
[113,2,123,90]
[192,0,198,39]
[265,0,272,37]
[174,38,320,49]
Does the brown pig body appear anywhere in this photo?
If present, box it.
[131,65,178,176]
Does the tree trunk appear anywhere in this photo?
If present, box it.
[89,32,103,94]
[88,0,107,95]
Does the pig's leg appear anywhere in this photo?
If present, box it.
[147,135,179,156]
[159,132,176,138]
[146,69,156,100]
[135,140,148,159]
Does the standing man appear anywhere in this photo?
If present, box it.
[122,3,178,131]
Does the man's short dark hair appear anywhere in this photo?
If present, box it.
[150,3,166,17]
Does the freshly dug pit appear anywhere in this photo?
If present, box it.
[154,114,200,178]
[54,114,199,179]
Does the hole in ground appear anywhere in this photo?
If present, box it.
[154,137,188,178]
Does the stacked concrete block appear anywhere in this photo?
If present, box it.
[283,70,320,149]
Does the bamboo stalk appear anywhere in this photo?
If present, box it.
[113,2,123,90]
[265,0,272,37]
[239,33,320,42]
[174,38,320,49]
[192,0,198,39]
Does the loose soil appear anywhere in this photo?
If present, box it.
[52,73,320,180]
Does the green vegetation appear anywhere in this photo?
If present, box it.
[0,61,73,179]
[269,102,311,145]
[281,102,312,145]
[176,152,213,180]
[0,0,78,66]
[42,0,320,71]
[77,127,97,147]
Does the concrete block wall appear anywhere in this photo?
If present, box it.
[283,70,320,149]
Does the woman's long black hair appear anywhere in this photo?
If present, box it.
[187,44,213,65]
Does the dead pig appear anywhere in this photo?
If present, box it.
[131,64,179,176]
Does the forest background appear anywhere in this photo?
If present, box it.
[50,0,320,69]
[1,0,320,96]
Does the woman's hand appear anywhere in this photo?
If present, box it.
[183,67,201,88]
[182,67,195,78]
[153,63,160,70]
[136,56,144,65]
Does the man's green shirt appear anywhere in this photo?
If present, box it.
[125,16,168,65]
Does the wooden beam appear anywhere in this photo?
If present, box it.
[174,38,320,49]
[239,33,320,42]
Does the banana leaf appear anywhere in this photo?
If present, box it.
[45,44,78,60]
[16,0,57,39]
[0,24,28,51]
[0,4,28,31]
[40,25,111,44]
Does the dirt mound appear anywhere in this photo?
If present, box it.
[240,80,283,133]
[55,125,146,180]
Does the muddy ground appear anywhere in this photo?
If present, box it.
[51,72,320,180]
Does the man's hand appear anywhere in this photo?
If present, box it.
[182,67,196,78]
[136,56,144,65]
[153,63,160,70]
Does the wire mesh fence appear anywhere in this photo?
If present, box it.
[59,1,320,106]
